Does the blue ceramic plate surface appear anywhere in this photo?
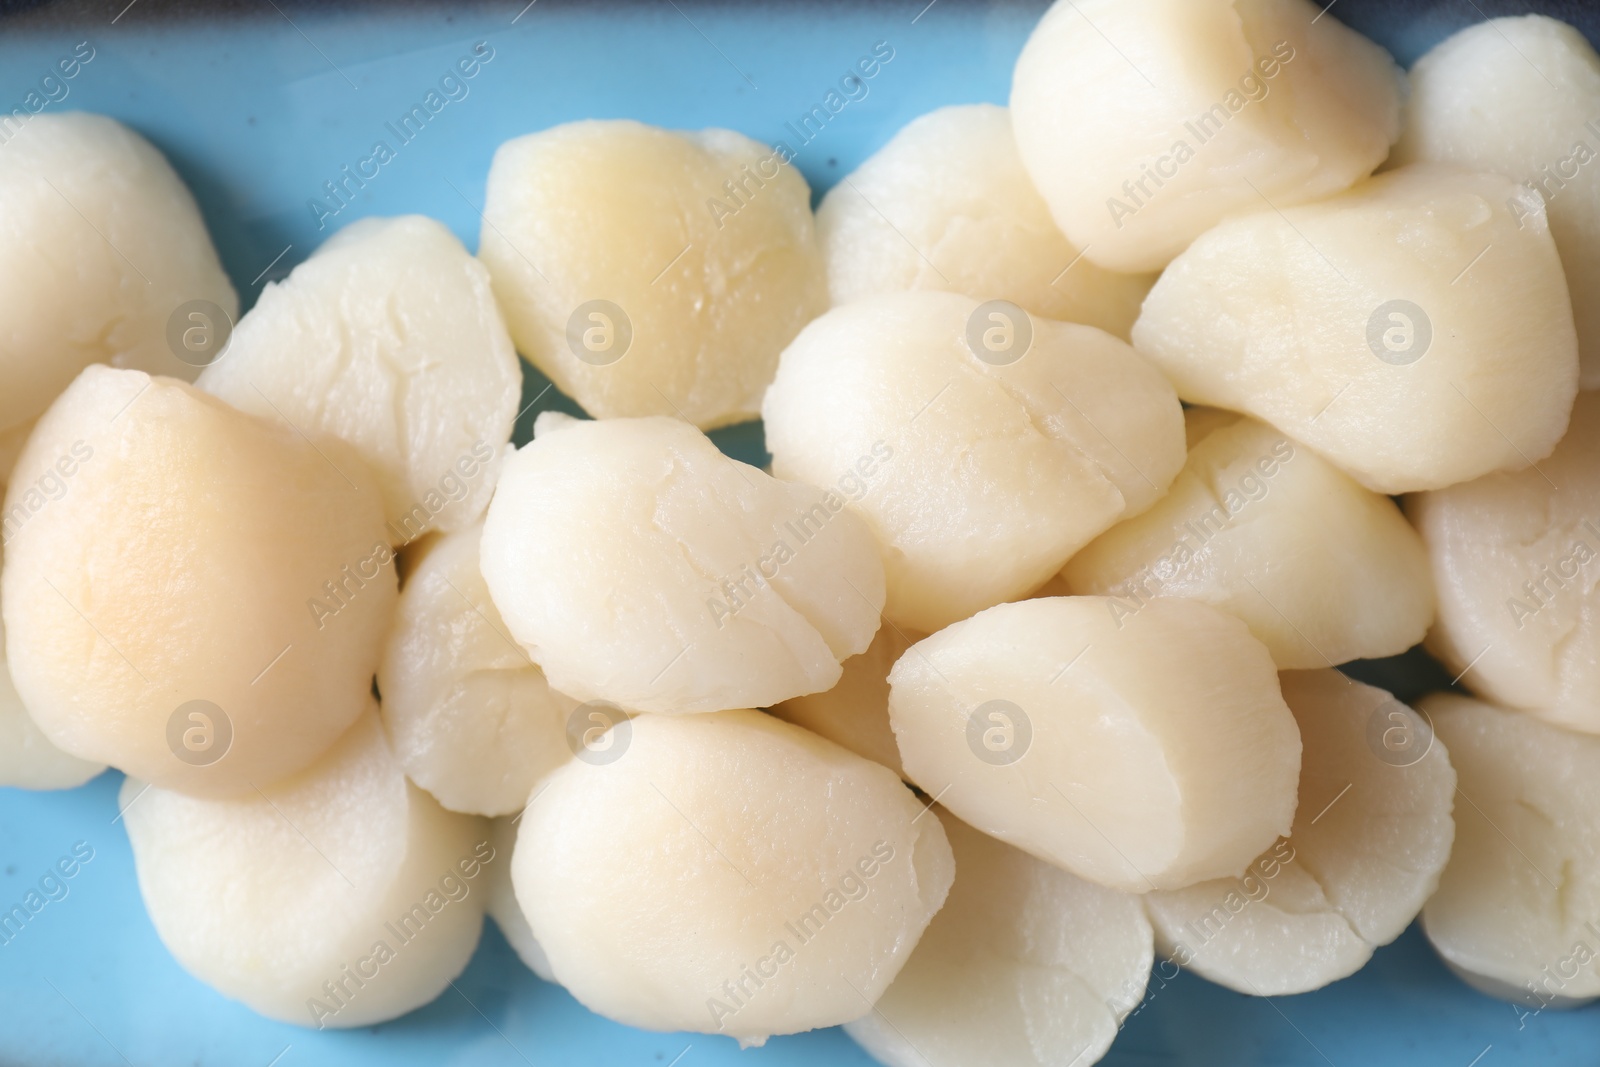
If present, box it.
[1,2,1597,1063]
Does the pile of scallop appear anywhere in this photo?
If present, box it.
[6,3,1600,1061]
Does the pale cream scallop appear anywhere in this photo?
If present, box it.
[485,816,555,983]
[1063,411,1435,668]
[0,419,30,489]
[0,540,104,790]
[1393,15,1600,388]
[770,623,916,777]
[1144,671,1455,996]
[480,119,827,428]
[377,521,579,817]
[1421,692,1600,1007]
[121,708,491,1029]
[512,709,954,1045]
[2,429,104,789]
[1024,573,1073,600]
[0,112,236,440]
[1010,0,1403,273]
[1408,391,1600,734]
[1182,406,1241,450]
[817,104,1154,339]
[887,597,1301,892]
[846,809,1153,1067]
[762,291,1184,633]
[199,216,520,541]
[0,667,104,791]
[481,413,885,714]
[1133,165,1579,493]
[2,366,395,796]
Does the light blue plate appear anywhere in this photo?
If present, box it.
[1,3,1597,1064]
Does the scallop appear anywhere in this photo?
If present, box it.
[0,112,236,444]
[198,216,520,542]
[2,366,394,796]
[1393,15,1600,388]
[1063,409,1435,668]
[762,290,1184,632]
[120,708,490,1029]
[817,104,1153,338]
[0,419,31,488]
[377,520,579,817]
[771,623,918,776]
[887,596,1301,892]
[511,708,954,1045]
[1010,0,1402,272]
[480,412,885,714]
[1421,692,1600,1009]
[1408,366,1600,734]
[1144,670,1455,996]
[846,808,1153,1067]
[479,119,827,428]
[1132,165,1579,493]
[484,815,555,983]
[0,541,104,790]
